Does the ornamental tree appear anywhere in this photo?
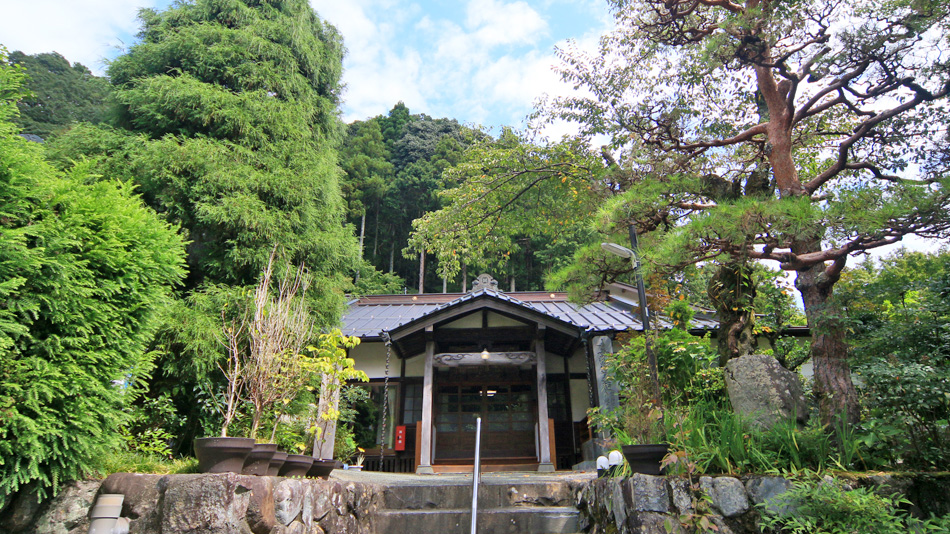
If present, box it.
[540,0,950,425]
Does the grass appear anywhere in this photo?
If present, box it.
[90,451,199,477]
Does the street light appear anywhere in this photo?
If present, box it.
[600,242,639,267]
[602,229,663,411]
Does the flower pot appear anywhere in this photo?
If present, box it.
[278,454,314,477]
[242,443,279,476]
[347,465,363,471]
[267,451,288,476]
[194,437,255,474]
[621,443,670,475]
[307,459,343,479]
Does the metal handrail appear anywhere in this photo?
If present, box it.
[471,416,482,534]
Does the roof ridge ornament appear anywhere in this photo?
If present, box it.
[471,273,500,293]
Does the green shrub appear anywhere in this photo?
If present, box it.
[0,49,187,508]
[759,479,942,534]
[858,360,950,469]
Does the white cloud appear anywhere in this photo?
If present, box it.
[465,0,548,47]
[0,0,160,74]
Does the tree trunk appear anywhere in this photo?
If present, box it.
[708,262,757,366]
[389,241,394,273]
[359,211,366,258]
[418,252,425,294]
[462,264,467,292]
[795,262,860,427]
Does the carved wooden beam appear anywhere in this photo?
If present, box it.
[433,351,537,367]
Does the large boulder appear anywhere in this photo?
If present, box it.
[30,480,101,534]
[724,354,808,428]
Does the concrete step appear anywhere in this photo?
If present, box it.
[380,481,574,509]
[374,506,580,533]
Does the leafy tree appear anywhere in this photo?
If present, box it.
[339,119,393,256]
[409,130,604,292]
[0,48,186,507]
[8,51,111,139]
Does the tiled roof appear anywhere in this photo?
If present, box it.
[340,289,718,339]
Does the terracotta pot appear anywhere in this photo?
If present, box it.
[194,437,255,473]
[267,451,288,476]
[278,454,314,477]
[242,443,278,476]
[307,459,343,479]
[621,443,670,475]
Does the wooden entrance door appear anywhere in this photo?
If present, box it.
[434,380,536,462]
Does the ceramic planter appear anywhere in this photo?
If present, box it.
[621,443,670,475]
[278,454,314,477]
[242,443,279,476]
[307,459,343,479]
[194,437,255,473]
[267,451,288,476]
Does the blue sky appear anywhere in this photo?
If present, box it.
[1,0,610,131]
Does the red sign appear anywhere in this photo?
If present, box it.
[395,425,406,451]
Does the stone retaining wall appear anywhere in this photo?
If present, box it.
[3,473,382,534]
[5,471,949,534]
[573,473,950,534]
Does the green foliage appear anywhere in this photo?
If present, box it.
[858,361,950,469]
[409,130,604,290]
[840,250,950,469]
[91,451,198,477]
[49,0,359,298]
[665,403,857,475]
[608,316,721,406]
[0,50,187,506]
[758,479,942,534]
[8,51,111,139]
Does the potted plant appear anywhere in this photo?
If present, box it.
[194,303,255,473]
[278,443,314,477]
[619,402,669,475]
[347,448,365,471]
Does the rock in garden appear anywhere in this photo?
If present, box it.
[725,354,808,428]
[700,477,749,518]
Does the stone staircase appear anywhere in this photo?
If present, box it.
[373,475,584,533]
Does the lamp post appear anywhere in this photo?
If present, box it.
[601,227,663,410]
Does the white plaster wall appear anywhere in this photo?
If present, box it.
[404,353,425,377]
[570,379,591,422]
[350,341,390,379]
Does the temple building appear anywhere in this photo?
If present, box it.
[339,274,718,473]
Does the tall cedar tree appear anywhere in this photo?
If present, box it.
[43,0,361,448]
[49,0,360,314]
[0,49,186,508]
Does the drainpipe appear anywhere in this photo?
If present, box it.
[88,494,129,534]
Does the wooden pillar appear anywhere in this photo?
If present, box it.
[417,327,435,474]
[536,327,555,472]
